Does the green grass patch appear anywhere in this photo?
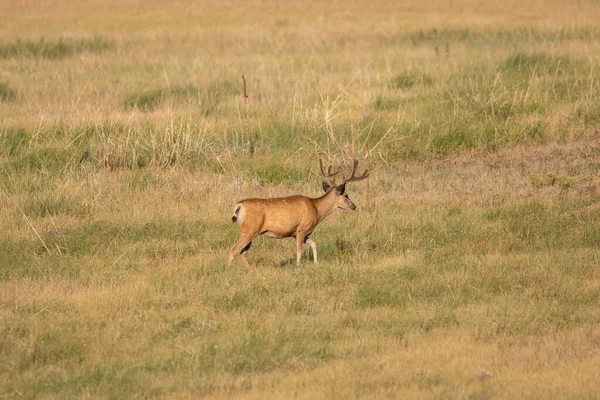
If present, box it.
[22,195,88,218]
[193,328,333,375]
[236,157,308,184]
[380,51,599,159]
[391,72,434,90]
[56,220,206,256]
[0,127,30,157]
[20,332,87,369]
[355,282,407,309]
[123,79,238,114]
[123,85,199,111]
[500,52,575,77]
[0,239,37,279]
[405,26,600,46]
[0,36,114,59]
[5,147,71,174]
[373,95,402,111]
[0,121,217,173]
[0,82,17,102]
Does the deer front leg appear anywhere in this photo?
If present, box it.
[296,233,306,266]
[305,237,318,264]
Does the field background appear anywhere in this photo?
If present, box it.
[2,0,600,398]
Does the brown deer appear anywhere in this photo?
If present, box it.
[228,159,369,267]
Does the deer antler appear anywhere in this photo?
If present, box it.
[343,159,369,183]
[319,158,340,185]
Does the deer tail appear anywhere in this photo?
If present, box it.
[232,204,242,223]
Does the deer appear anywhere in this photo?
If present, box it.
[227,159,368,267]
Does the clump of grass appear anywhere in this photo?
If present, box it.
[0,82,16,102]
[391,72,434,90]
[122,88,166,111]
[0,127,29,157]
[0,36,114,59]
[373,95,401,111]
[501,52,574,77]
[574,103,600,125]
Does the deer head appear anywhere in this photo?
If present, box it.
[319,159,369,211]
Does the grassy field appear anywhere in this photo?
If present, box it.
[2,0,600,398]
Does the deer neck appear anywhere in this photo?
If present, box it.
[312,191,338,223]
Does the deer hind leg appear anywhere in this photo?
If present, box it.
[239,241,252,268]
[305,237,318,264]
[228,233,254,267]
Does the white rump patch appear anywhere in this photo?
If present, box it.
[233,203,245,224]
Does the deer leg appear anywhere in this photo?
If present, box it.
[296,233,306,266]
[240,241,252,268]
[228,234,254,267]
[305,237,318,264]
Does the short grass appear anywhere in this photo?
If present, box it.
[1,0,600,398]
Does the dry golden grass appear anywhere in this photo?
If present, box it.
[1,0,600,398]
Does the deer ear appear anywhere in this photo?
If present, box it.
[335,183,346,195]
[322,181,332,193]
